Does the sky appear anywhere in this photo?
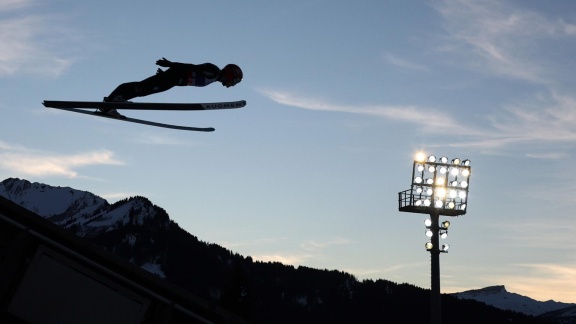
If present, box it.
[1,0,575,304]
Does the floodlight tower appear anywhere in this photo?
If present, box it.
[398,153,472,324]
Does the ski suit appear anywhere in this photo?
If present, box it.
[106,62,221,101]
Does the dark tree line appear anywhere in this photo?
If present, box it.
[74,197,552,323]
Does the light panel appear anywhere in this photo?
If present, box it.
[409,153,471,215]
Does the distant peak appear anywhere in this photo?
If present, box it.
[480,285,507,293]
[460,285,507,294]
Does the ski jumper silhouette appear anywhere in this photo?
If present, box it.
[101,58,243,118]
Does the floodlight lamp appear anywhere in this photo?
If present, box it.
[439,166,447,174]
[428,155,437,163]
[424,219,432,227]
[461,169,470,177]
[452,158,461,165]
[450,168,459,176]
[442,220,450,228]
[425,242,433,251]
[449,190,457,198]
[450,180,458,187]
[440,156,448,163]
[426,188,433,196]
[441,232,448,239]
[417,165,425,172]
[416,187,423,194]
[426,229,433,237]
[460,181,468,188]
[415,200,422,206]
[441,244,450,252]
[447,201,455,209]
[426,178,434,185]
[435,200,443,208]
[436,188,446,198]
[460,204,467,210]
[428,166,436,173]
[436,178,445,186]
[459,191,467,199]
[424,199,431,206]
[415,177,423,184]
[463,159,471,166]
[416,152,426,162]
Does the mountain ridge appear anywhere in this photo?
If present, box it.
[453,285,574,316]
[0,177,566,323]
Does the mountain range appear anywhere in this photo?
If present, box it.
[453,286,575,319]
[1,177,573,323]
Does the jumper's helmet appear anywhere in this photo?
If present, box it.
[221,64,243,87]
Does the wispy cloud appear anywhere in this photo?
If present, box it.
[497,263,576,303]
[221,237,288,249]
[0,2,80,77]
[488,92,576,145]
[435,0,576,83]
[493,218,576,250]
[258,88,478,136]
[384,53,430,72]
[133,134,203,146]
[260,88,576,155]
[252,254,313,266]
[429,0,576,153]
[0,140,123,178]
[261,2,576,155]
[225,236,352,267]
[0,0,33,12]
[300,238,351,251]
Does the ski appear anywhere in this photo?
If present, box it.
[42,100,246,111]
[49,107,215,132]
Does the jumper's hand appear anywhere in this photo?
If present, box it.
[156,57,172,67]
[156,68,164,75]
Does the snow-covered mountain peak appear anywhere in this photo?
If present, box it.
[0,178,171,238]
[461,285,507,294]
[0,178,173,278]
[453,285,575,316]
[81,196,169,233]
[0,178,107,218]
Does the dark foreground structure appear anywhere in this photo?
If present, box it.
[0,196,243,324]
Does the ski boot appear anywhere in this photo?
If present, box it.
[99,96,127,119]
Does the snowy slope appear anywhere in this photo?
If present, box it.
[539,304,576,322]
[0,178,107,224]
[0,178,168,277]
[453,285,575,316]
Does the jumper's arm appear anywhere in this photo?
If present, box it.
[156,57,201,71]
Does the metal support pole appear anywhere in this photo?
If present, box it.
[430,210,441,324]
[399,153,472,323]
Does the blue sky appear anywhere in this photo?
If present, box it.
[1,0,576,303]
